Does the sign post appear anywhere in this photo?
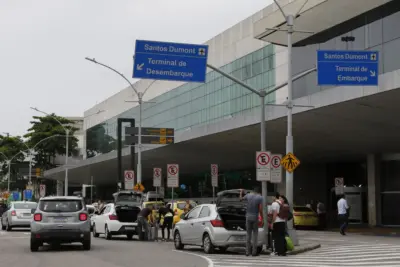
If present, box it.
[335,177,345,195]
[317,50,379,86]
[124,170,135,190]
[167,164,179,205]
[256,151,271,182]
[270,154,282,183]
[153,167,162,191]
[133,40,208,83]
[211,164,218,203]
[39,184,46,198]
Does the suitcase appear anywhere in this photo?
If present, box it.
[151,226,158,241]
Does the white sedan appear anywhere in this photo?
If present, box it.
[92,203,141,240]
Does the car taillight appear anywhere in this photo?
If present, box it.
[11,210,16,216]
[109,214,118,220]
[210,219,224,227]
[258,215,263,228]
[34,213,42,222]
[79,213,88,221]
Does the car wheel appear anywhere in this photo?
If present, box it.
[126,234,133,240]
[174,231,184,250]
[105,225,112,240]
[30,238,40,252]
[92,224,99,238]
[203,233,215,254]
[6,220,12,232]
[82,238,91,250]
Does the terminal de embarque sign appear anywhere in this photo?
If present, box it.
[133,40,208,83]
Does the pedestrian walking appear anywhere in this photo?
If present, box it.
[271,193,289,256]
[138,206,153,241]
[240,187,263,257]
[337,195,349,235]
[158,205,174,241]
[317,200,326,229]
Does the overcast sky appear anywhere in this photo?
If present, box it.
[0,0,272,136]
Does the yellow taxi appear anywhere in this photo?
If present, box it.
[293,206,319,228]
[167,200,197,226]
[142,201,164,223]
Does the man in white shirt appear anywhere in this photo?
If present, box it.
[337,195,349,235]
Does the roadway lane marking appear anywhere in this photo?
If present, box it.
[174,250,214,267]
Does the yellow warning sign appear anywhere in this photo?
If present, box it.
[281,152,300,173]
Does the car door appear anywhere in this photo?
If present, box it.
[192,205,212,245]
[180,206,202,244]
[96,205,109,233]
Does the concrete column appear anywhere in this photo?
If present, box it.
[367,154,381,226]
[56,180,64,196]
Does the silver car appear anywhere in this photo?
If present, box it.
[30,196,91,252]
[173,189,265,254]
[1,201,37,231]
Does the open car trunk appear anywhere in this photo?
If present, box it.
[113,191,142,223]
[216,189,250,231]
[115,205,141,223]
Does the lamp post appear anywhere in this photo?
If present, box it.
[0,151,24,191]
[85,57,156,184]
[31,107,71,196]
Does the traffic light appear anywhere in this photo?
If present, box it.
[36,168,41,177]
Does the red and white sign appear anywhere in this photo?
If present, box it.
[39,184,46,198]
[153,168,162,187]
[124,170,135,190]
[211,164,218,187]
[167,164,179,188]
[335,177,344,195]
[270,154,282,183]
[256,151,271,181]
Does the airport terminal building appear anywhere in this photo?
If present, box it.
[45,0,400,226]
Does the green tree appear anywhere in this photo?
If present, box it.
[24,114,79,169]
[86,123,116,158]
[0,135,26,174]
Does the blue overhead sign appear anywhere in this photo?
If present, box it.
[133,40,208,83]
[24,189,32,200]
[317,50,379,86]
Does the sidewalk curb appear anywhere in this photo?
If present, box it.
[288,243,321,255]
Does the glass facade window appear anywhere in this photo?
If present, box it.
[291,10,400,100]
[86,45,276,157]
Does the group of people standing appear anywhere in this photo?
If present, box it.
[137,204,174,241]
[240,188,291,257]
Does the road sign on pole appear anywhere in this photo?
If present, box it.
[281,153,300,173]
[317,50,379,86]
[335,177,345,195]
[256,151,271,181]
[167,164,179,188]
[270,154,282,183]
[211,164,218,187]
[153,168,162,187]
[124,170,135,190]
[125,127,174,136]
[24,189,32,200]
[125,135,174,145]
[133,40,208,83]
[39,184,46,198]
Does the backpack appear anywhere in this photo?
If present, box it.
[278,202,290,220]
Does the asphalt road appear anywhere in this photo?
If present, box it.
[184,230,400,267]
[0,228,208,267]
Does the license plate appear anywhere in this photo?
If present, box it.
[53,217,67,223]
[23,213,31,216]
[125,227,135,230]
[235,236,245,241]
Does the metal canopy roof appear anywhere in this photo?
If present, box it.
[253,0,392,46]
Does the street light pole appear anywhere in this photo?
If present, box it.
[1,151,25,191]
[30,107,70,195]
[85,57,156,185]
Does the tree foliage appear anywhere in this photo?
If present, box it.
[24,114,79,168]
[0,135,26,174]
[86,123,116,158]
